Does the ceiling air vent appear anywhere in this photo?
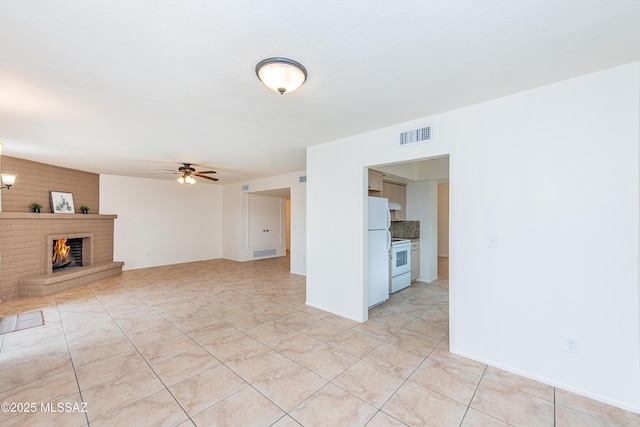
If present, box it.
[400,126,432,146]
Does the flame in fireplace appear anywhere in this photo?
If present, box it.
[52,239,71,264]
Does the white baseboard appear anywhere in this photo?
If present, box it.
[416,275,438,283]
[304,301,363,323]
[450,348,640,414]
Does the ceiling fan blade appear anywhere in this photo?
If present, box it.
[194,173,219,181]
[196,170,217,174]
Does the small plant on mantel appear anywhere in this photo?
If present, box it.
[29,202,42,213]
[80,205,90,214]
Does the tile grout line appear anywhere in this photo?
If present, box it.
[115,270,311,425]
[109,272,230,425]
[84,277,196,425]
[135,270,364,425]
[327,308,447,426]
[455,360,488,427]
[0,298,13,353]
[365,278,485,425]
[54,293,91,426]
[554,386,557,427]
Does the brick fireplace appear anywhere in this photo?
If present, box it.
[0,155,123,299]
[0,213,123,298]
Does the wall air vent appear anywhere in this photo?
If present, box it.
[242,185,249,191]
[400,126,432,146]
[299,176,307,183]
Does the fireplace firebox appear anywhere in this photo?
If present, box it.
[52,238,83,272]
[46,233,93,274]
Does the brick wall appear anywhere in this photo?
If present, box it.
[0,156,99,213]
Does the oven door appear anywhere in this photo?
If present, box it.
[391,243,411,277]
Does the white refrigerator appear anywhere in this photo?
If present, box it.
[368,197,391,308]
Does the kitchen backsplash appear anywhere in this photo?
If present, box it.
[390,220,420,239]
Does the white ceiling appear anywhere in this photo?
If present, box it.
[374,156,450,184]
[1,1,639,184]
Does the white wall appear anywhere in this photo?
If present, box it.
[307,62,640,411]
[222,171,307,276]
[100,175,223,270]
[406,181,438,282]
[438,183,449,256]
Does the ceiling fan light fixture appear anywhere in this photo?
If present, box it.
[172,163,218,185]
[256,57,307,95]
[177,174,196,184]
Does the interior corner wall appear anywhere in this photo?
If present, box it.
[438,183,450,257]
[222,171,307,276]
[99,175,223,270]
[306,62,640,411]
[286,198,291,252]
[406,181,438,282]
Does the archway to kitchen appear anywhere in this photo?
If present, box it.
[365,155,450,317]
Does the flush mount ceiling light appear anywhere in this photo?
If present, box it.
[255,57,307,95]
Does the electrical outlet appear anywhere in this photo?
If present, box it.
[565,336,579,354]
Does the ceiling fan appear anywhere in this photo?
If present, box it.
[170,163,219,184]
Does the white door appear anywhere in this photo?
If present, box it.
[248,195,282,248]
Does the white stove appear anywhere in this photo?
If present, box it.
[390,238,411,293]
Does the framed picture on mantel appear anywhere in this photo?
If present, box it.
[50,191,75,214]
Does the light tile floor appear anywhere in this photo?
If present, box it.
[1,257,639,426]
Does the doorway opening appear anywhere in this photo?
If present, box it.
[247,187,291,271]
[365,155,450,319]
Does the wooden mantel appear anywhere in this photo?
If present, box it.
[0,213,117,220]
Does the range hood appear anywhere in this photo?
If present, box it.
[388,202,402,211]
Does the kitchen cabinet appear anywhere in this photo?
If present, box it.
[368,170,383,196]
[248,195,282,248]
[383,181,406,220]
[411,241,420,281]
[396,184,406,220]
